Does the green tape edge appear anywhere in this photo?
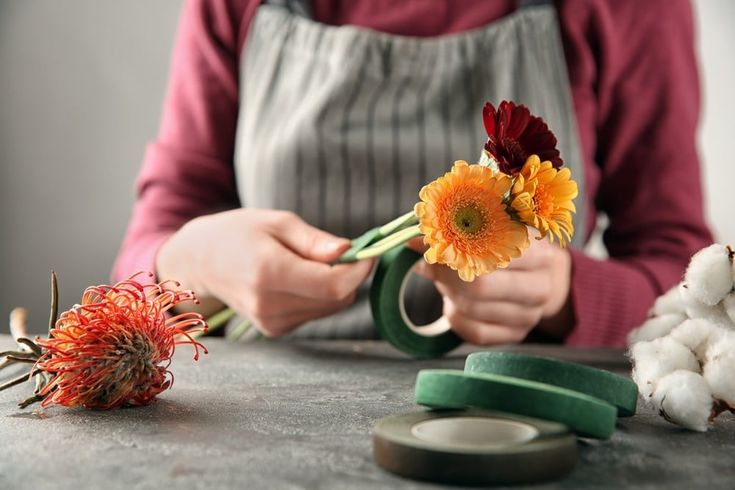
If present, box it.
[373,409,577,486]
[465,351,637,417]
[370,246,461,359]
[415,369,617,439]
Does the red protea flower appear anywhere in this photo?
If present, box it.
[0,272,207,410]
[482,101,563,175]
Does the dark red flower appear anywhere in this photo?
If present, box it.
[482,101,563,175]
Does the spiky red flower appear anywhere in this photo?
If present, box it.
[33,273,207,409]
[482,101,562,175]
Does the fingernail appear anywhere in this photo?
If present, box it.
[321,239,346,255]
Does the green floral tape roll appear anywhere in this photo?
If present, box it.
[370,246,461,359]
[415,369,617,439]
[465,351,638,417]
[373,409,577,486]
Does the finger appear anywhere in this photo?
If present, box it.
[268,252,375,301]
[253,294,358,337]
[268,211,351,263]
[449,297,543,328]
[505,239,554,270]
[444,299,530,346]
[243,290,357,320]
[426,266,551,307]
[407,237,428,254]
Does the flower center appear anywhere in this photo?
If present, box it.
[533,185,554,217]
[500,138,528,168]
[453,205,485,235]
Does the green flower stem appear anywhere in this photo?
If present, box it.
[194,307,237,338]
[378,210,418,237]
[352,225,421,261]
[227,319,254,341]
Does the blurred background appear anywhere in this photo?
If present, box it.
[1,1,733,332]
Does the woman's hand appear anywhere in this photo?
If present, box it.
[414,238,573,345]
[156,209,374,337]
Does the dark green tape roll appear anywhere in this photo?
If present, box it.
[415,369,617,439]
[370,246,461,359]
[465,351,637,417]
[373,409,577,486]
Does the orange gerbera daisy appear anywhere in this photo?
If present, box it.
[414,160,529,281]
[510,155,578,246]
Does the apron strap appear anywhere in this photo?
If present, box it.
[519,0,553,7]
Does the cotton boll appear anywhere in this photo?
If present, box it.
[669,319,727,360]
[722,293,735,327]
[628,313,686,345]
[630,337,700,399]
[678,283,731,325]
[686,303,731,326]
[684,244,734,306]
[702,333,735,406]
[651,370,713,432]
[650,283,687,317]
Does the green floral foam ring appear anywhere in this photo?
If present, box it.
[465,351,637,417]
[415,369,617,439]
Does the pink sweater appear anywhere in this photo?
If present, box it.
[113,0,712,346]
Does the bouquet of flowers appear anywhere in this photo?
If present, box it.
[211,100,579,337]
[345,101,577,278]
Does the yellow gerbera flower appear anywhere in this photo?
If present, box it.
[510,155,578,246]
[414,160,529,282]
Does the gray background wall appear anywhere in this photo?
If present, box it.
[1,1,733,333]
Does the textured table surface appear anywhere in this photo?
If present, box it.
[1,335,734,490]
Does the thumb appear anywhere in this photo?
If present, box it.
[273,214,351,263]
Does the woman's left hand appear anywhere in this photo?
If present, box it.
[413,238,573,345]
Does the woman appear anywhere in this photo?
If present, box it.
[114,0,711,346]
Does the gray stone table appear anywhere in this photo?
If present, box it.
[1,335,734,489]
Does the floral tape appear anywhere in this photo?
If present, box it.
[370,246,461,359]
[465,351,638,417]
[373,409,577,485]
[415,369,617,439]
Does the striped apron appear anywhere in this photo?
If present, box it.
[233,0,587,339]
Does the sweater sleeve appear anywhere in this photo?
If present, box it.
[112,0,256,282]
[563,0,713,346]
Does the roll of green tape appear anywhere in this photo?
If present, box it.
[373,409,577,485]
[370,246,461,359]
[465,351,638,417]
[415,370,617,439]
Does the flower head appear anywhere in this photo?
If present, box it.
[34,273,207,409]
[415,161,529,281]
[510,155,577,246]
[483,101,562,175]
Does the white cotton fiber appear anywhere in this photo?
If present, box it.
[722,293,735,326]
[651,370,713,432]
[684,244,734,306]
[628,313,686,345]
[678,283,731,325]
[703,333,735,406]
[669,319,726,359]
[650,283,687,317]
[630,337,700,399]
[628,243,735,431]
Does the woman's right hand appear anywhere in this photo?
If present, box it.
[156,209,374,337]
